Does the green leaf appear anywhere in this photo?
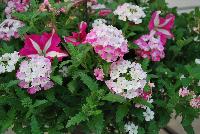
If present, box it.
[103,93,126,103]
[66,112,87,128]
[0,108,16,133]
[186,65,200,79]
[116,105,129,123]
[32,100,48,108]
[51,75,63,85]
[133,98,154,108]
[67,80,78,93]
[88,114,104,134]
[78,72,98,91]
[31,116,42,134]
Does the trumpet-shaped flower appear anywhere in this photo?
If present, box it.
[148,11,175,42]
[64,21,87,46]
[19,30,68,61]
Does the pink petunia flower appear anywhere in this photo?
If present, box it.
[94,68,104,81]
[148,11,175,43]
[64,21,87,46]
[19,30,68,61]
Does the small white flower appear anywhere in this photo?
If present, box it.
[92,19,107,28]
[143,107,154,121]
[124,122,138,134]
[0,51,20,74]
[195,59,200,64]
[180,74,186,80]
[91,4,106,10]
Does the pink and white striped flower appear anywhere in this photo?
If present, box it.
[19,30,68,61]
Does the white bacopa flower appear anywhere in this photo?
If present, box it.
[143,107,154,121]
[0,51,20,74]
[113,3,146,24]
[92,19,107,28]
[124,122,138,134]
[105,59,147,99]
[195,59,200,64]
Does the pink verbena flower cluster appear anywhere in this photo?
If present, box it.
[5,0,29,19]
[94,68,104,81]
[134,33,165,61]
[179,87,190,97]
[0,19,24,41]
[190,96,200,109]
[86,25,128,62]
[134,11,175,62]
[16,55,54,94]
[105,59,147,99]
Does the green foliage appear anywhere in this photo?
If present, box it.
[0,0,200,133]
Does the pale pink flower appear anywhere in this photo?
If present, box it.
[179,87,190,97]
[86,25,128,62]
[94,68,104,81]
[5,0,29,19]
[190,96,200,109]
[16,55,54,94]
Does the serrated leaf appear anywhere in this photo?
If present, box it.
[31,116,41,134]
[103,93,126,103]
[66,112,87,128]
[116,105,129,123]
[51,75,63,85]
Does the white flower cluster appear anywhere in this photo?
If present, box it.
[0,19,24,41]
[113,3,146,24]
[143,107,155,121]
[16,55,53,94]
[124,122,138,134]
[0,51,20,74]
[92,19,107,28]
[105,59,147,99]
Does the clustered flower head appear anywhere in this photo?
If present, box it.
[124,122,138,134]
[16,55,54,94]
[105,59,147,99]
[0,51,20,74]
[179,87,190,97]
[114,3,146,24]
[190,96,200,109]
[0,19,24,41]
[134,33,165,62]
[5,0,29,19]
[94,68,104,81]
[86,25,128,62]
